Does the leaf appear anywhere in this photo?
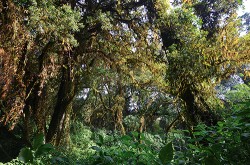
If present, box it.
[130,131,139,138]
[32,133,45,150]
[91,146,101,152]
[237,0,243,5]
[138,143,148,150]
[18,147,33,163]
[159,142,173,164]
[217,122,224,127]
[193,131,203,136]
[35,143,54,157]
[188,144,199,150]
[51,157,66,164]
[245,123,250,127]
[204,155,220,165]
[120,135,133,141]
[211,144,222,153]
[104,156,114,163]
[241,133,250,138]
[122,151,134,158]
[236,110,250,117]
[98,134,104,145]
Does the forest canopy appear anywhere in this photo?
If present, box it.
[0,0,250,164]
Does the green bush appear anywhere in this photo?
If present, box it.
[5,100,249,164]
[4,134,55,165]
[124,115,140,132]
[86,131,167,165]
[171,100,250,164]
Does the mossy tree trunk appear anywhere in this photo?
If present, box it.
[46,53,75,145]
[180,87,220,130]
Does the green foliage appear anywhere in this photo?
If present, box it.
[65,122,96,162]
[159,142,173,164]
[17,134,55,164]
[32,134,45,150]
[157,0,249,126]
[171,100,250,164]
[55,127,166,165]
[18,148,33,163]
[2,0,250,164]
[4,100,250,164]
[87,132,165,165]
[124,115,140,131]
[225,83,250,103]
[28,0,82,47]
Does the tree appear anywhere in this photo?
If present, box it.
[0,0,165,145]
[155,1,250,129]
[0,0,81,145]
[1,0,250,150]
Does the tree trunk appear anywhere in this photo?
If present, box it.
[180,87,220,129]
[46,54,75,144]
[138,115,145,144]
[21,41,52,144]
[180,87,199,128]
[114,69,126,135]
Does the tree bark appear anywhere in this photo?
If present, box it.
[46,54,75,144]
[114,68,126,135]
[180,87,199,128]
[21,41,52,143]
[180,87,220,129]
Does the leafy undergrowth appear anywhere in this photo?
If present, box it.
[3,101,250,165]
[65,123,169,165]
[171,100,250,165]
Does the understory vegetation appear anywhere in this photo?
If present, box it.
[3,86,250,164]
[1,0,250,164]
